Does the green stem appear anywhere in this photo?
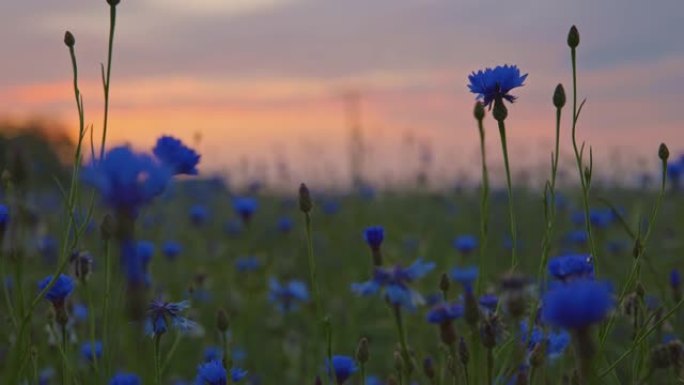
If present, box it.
[569,46,598,271]
[487,348,494,385]
[393,305,414,379]
[84,281,99,375]
[476,115,490,294]
[100,4,117,159]
[497,119,518,268]
[101,239,112,377]
[153,334,162,385]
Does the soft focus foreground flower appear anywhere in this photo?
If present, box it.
[327,355,357,385]
[351,258,435,309]
[83,146,172,214]
[196,360,226,385]
[153,135,200,175]
[38,274,75,306]
[235,256,261,273]
[268,278,309,313]
[450,266,478,292]
[452,235,478,254]
[468,65,527,108]
[146,299,198,336]
[547,254,594,282]
[163,240,182,260]
[233,197,258,223]
[542,279,615,329]
[519,321,570,360]
[426,302,464,324]
[109,372,141,385]
[80,340,103,362]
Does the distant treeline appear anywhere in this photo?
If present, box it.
[0,120,74,189]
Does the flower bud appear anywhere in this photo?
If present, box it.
[439,273,450,295]
[355,337,369,364]
[493,99,508,122]
[100,214,115,242]
[64,31,75,47]
[216,308,230,332]
[553,84,566,109]
[473,102,485,121]
[422,357,435,380]
[299,183,313,213]
[458,337,469,366]
[659,143,670,161]
[567,25,580,48]
[107,0,121,6]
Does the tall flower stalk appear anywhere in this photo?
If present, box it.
[474,101,490,293]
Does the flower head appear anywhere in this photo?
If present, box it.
[519,321,569,360]
[153,135,200,175]
[80,340,103,362]
[547,254,594,282]
[0,203,9,229]
[450,266,478,292]
[351,258,435,309]
[363,226,385,250]
[196,360,226,385]
[327,355,357,385]
[82,146,172,214]
[190,204,209,226]
[233,197,258,223]
[203,346,222,362]
[235,256,261,273]
[146,299,198,336]
[479,294,499,313]
[468,65,527,108]
[230,367,248,382]
[38,274,75,306]
[163,240,182,261]
[542,279,615,329]
[426,302,464,324]
[671,269,681,290]
[452,235,478,254]
[268,278,309,313]
[109,372,141,385]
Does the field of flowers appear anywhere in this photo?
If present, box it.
[1,1,683,385]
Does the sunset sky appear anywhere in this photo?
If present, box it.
[1,0,683,188]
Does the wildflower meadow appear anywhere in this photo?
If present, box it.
[1,2,683,385]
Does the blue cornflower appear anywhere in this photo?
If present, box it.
[80,340,103,362]
[519,321,569,360]
[235,256,261,273]
[667,162,682,185]
[365,376,383,385]
[363,226,384,250]
[233,197,258,223]
[38,367,55,385]
[322,199,341,215]
[467,65,527,108]
[82,146,172,214]
[163,241,182,261]
[196,360,226,385]
[109,372,141,385]
[268,278,310,313]
[327,355,357,385]
[565,230,588,246]
[589,209,613,229]
[542,279,615,329]
[0,203,9,230]
[73,303,89,322]
[153,135,200,175]
[277,216,294,234]
[190,204,209,226]
[351,258,435,309]
[38,274,75,306]
[203,346,222,362]
[146,299,198,336]
[426,302,464,324]
[452,235,477,254]
[450,266,478,292]
[479,294,499,312]
[671,269,681,290]
[547,254,594,282]
[230,368,248,382]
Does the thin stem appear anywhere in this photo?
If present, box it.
[476,115,490,294]
[101,239,112,377]
[569,46,598,271]
[100,4,117,159]
[487,348,494,385]
[393,305,414,379]
[497,119,518,268]
[84,281,99,375]
[153,334,162,385]
[304,212,321,319]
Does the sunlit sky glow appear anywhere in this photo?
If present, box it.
[1,0,683,188]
